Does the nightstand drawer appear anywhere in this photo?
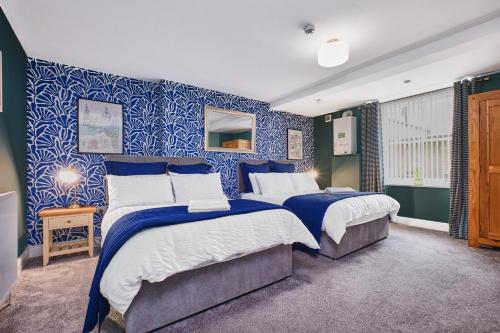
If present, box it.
[48,214,89,230]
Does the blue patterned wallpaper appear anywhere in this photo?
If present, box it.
[26,58,313,246]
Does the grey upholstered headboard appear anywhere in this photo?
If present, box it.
[237,159,294,193]
[105,155,206,166]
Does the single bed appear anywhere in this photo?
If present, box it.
[96,155,318,333]
[238,159,400,259]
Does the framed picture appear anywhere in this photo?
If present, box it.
[287,129,303,160]
[77,98,123,154]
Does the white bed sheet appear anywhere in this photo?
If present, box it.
[99,203,319,315]
[241,191,400,244]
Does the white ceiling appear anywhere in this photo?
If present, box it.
[2,0,500,117]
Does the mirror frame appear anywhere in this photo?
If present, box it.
[204,105,256,154]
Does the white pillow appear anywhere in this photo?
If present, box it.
[255,173,295,196]
[289,173,320,193]
[106,174,175,210]
[249,173,262,194]
[170,172,226,204]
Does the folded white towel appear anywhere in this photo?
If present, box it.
[188,198,231,213]
[325,187,356,194]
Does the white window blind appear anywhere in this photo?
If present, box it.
[381,88,453,187]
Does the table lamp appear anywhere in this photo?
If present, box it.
[57,166,81,209]
[308,169,319,179]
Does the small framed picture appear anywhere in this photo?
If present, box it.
[287,129,303,160]
[77,98,123,154]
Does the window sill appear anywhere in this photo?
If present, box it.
[384,184,450,189]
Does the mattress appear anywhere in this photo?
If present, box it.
[240,191,400,244]
[99,203,319,314]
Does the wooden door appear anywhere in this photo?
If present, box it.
[469,90,500,248]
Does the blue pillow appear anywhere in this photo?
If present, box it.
[240,162,270,193]
[104,161,168,176]
[269,161,295,173]
[168,163,211,174]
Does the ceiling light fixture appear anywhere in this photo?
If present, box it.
[318,38,349,68]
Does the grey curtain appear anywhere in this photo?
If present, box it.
[449,79,480,239]
[360,102,383,192]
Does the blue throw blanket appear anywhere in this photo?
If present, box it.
[283,192,378,250]
[83,199,287,332]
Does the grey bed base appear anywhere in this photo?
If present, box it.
[319,215,389,259]
[237,159,390,259]
[104,156,293,333]
[124,245,292,332]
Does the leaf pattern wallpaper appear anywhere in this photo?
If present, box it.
[26,58,314,246]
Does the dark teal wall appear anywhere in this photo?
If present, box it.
[0,8,28,255]
[313,115,333,189]
[385,186,450,222]
[331,107,361,190]
[314,106,361,190]
[208,131,252,147]
[479,72,500,92]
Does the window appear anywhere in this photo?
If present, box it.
[381,88,453,187]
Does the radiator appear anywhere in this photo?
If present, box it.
[0,191,17,307]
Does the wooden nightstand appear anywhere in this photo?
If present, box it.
[39,206,96,266]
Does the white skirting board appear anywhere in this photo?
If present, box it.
[392,216,448,232]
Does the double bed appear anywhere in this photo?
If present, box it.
[85,155,318,333]
[238,159,400,259]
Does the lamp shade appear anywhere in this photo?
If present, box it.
[318,39,349,67]
[308,169,319,179]
[58,167,79,184]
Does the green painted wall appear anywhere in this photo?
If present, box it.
[385,186,450,222]
[0,8,28,255]
[479,72,500,92]
[313,115,333,189]
[208,132,220,147]
[314,107,361,190]
[332,155,360,190]
[208,131,252,147]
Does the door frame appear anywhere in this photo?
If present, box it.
[468,90,500,247]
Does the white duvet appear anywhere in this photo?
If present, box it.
[99,203,319,315]
[241,191,400,244]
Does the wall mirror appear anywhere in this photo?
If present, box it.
[204,106,256,153]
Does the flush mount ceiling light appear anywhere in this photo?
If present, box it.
[318,38,349,68]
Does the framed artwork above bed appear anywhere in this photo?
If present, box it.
[287,129,303,160]
[77,98,123,154]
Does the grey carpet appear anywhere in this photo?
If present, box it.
[1,223,499,333]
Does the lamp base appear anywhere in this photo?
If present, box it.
[68,202,81,209]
